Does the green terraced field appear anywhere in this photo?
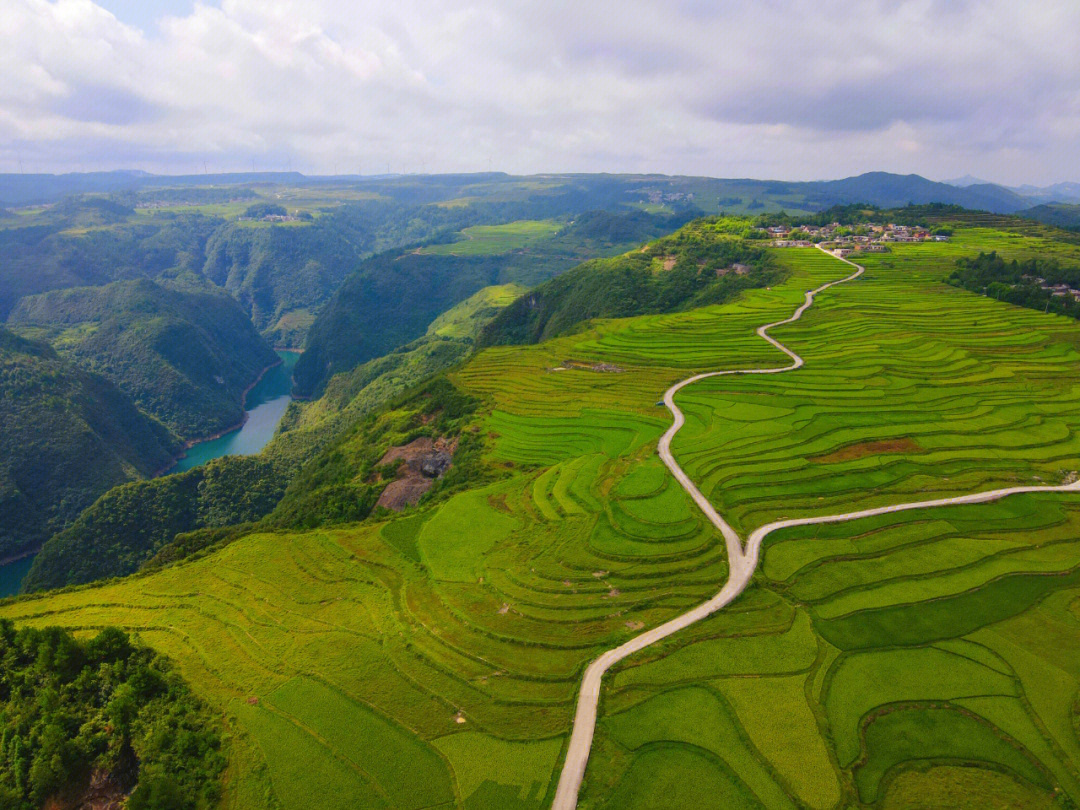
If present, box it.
[5,218,1080,809]
[419,220,563,256]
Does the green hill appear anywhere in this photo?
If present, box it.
[292,210,688,397]
[10,209,1080,810]
[0,328,179,559]
[21,283,526,593]
[22,455,283,593]
[1020,202,1080,231]
[21,218,774,592]
[200,221,362,346]
[8,279,277,440]
[479,216,776,346]
[0,207,222,318]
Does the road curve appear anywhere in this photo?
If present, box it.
[550,247,1080,809]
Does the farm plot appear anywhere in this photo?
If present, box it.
[580,227,1080,808]
[419,220,563,256]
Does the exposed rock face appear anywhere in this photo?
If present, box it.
[375,436,456,511]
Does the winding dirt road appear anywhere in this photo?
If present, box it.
[551,248,1080,809]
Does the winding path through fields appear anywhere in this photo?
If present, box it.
[551,247,1080,809]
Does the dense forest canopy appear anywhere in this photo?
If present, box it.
[9,279,276,439]
[0,327,179,560]
[0,622,223,810]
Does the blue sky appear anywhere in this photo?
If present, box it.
[2,0,1078,184]
[92,0,202,32]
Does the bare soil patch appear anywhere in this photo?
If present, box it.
[810,437,921,463]
[376,436,457,511]
[562,360,625,373]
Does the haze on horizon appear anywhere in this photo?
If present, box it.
[2,0,1079,186]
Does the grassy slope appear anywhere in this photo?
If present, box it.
[0,242,834,809]
[425,284,529,339]
[583,226,1080,809]
[5,220,1080,808]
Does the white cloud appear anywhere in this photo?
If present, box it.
[1,0,1078,183]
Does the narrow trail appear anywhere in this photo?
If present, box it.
[551,247,1080,810]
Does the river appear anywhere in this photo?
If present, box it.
[0,349,299,597]
[171,349,299,473]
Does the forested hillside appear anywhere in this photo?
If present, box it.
[0,204,220,318]
[0,622,223,809]
[1020,202,1080,232]
[9,279,277,439]
[293,251,546,397]
[201,221,361,346]
[293,209,690,396]
[23,455,283,591]
[480,217,778,346]
[0,328,179,560]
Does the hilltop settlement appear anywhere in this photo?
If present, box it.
[763,221,951,252]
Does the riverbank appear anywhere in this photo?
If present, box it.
[0,548,37,567]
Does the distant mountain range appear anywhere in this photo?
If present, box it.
[807,172,1031,213]
[1012,182,1080,205]
[943,174,992,187]
[943,176,1080,205]
[0,170,310,207]
[5,169,1080,215]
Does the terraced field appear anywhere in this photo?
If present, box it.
[4,220,1080,809]
[578,230,1080,809]
[419,220,563,256]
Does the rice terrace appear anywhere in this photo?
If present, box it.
[4,200,1080,810]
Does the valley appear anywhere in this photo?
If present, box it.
[0,350,299,597]
[6,5,1078,807]
[4,200,1080,808]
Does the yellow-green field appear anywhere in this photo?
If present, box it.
[418,221,563,256]
[426,284,529,339]
[6,221,1080,809]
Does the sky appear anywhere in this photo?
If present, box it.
[2,0,1078,184]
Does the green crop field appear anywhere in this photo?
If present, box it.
[419,220,563,255]
[5,217,1080,809]
[427,284,530,339]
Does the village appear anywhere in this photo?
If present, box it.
[762,221,951,254]
[1024,274,1080,301]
